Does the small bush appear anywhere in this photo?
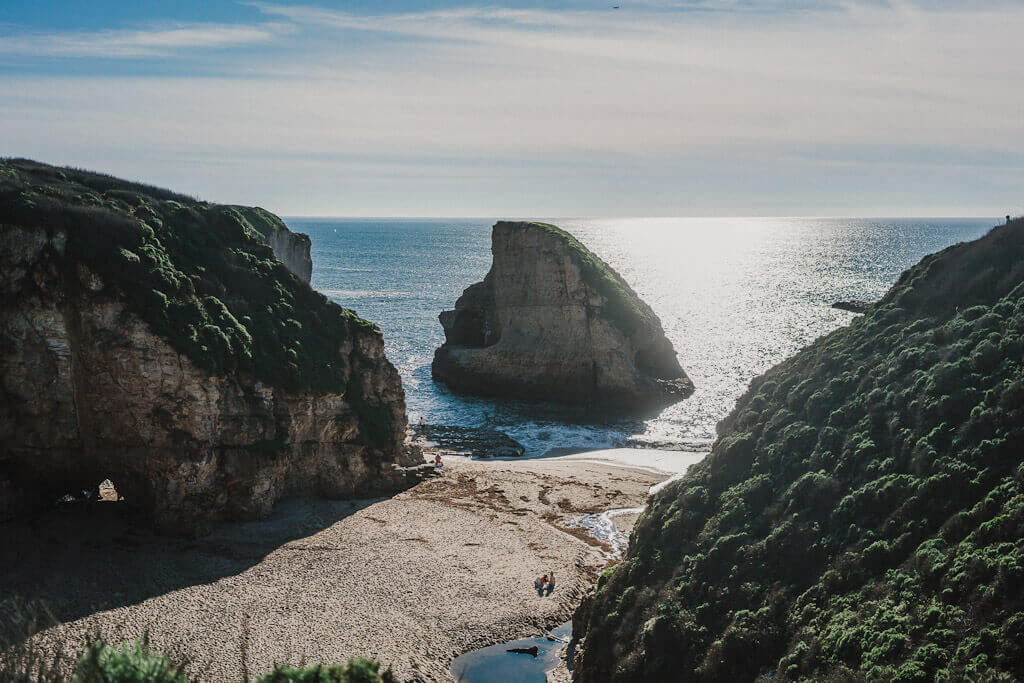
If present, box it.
[257,658,395,683]
[72,640,186,682]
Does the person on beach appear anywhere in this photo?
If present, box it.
[434,453,443,468]
[546,572,556,595]
[535,574,548,596]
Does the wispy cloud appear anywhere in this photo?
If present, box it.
[0,22,286,58]
[2,1,1022,215]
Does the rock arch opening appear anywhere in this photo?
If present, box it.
[56,478,124,505]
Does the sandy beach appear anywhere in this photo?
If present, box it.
[1,452,677,681]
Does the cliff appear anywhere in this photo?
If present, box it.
[231,205,313,282]
[0,159,425,534]
[572,219,1024,681]
[432,221,693,412]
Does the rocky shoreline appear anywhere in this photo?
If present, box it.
[409,423,526,458]
[831,299,876,313]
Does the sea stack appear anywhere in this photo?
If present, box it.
[432,221,693,412]
[0,159,426,534]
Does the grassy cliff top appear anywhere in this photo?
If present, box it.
[229,205,310,247]
[0,158,378,396]
[495,221,658,337]
[578,219,1024,681]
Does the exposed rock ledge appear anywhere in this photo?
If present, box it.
[832,299,877,313]
[432,221,693,412]
[409,424,526,458]
[0,159,427,533]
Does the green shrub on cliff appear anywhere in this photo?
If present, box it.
[0,159,393,448]
[230,205,293,244]
[575,219,1024,681]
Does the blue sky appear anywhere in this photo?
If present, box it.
[1,0,1022,216]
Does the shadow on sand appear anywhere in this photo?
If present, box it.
[0,496,376,647]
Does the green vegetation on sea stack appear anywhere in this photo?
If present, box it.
[0,159,381,401]
[514,221,656,336]
[577,219,1024,681]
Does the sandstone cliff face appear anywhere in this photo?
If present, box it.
[0,160,424,533]
[268,229,313,282]
[432,221,693,412]
[233,206,313,282]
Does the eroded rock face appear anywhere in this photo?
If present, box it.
[432,221,693,412]
[265,228,313,283]
[0,160,426,533]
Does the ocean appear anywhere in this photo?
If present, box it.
[285,217,995,456]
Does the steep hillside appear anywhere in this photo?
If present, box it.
[574,219,1024,681]
[0,159,424,532]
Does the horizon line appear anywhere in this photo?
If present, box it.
[281,214,1004,221]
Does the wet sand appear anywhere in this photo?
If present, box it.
[1,455,667,681]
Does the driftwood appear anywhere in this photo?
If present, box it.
[507,646,539,657]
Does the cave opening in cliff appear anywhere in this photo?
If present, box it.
[634,346,665,377]
[56,478,123,505]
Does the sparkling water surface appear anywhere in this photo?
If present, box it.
[286,217,994,455]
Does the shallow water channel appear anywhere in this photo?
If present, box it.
[449,455,703,681]
[450,507,636,681]
[450,621,572,682]
[560,506,643,558]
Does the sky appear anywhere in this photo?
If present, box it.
[1,0,1022,217]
